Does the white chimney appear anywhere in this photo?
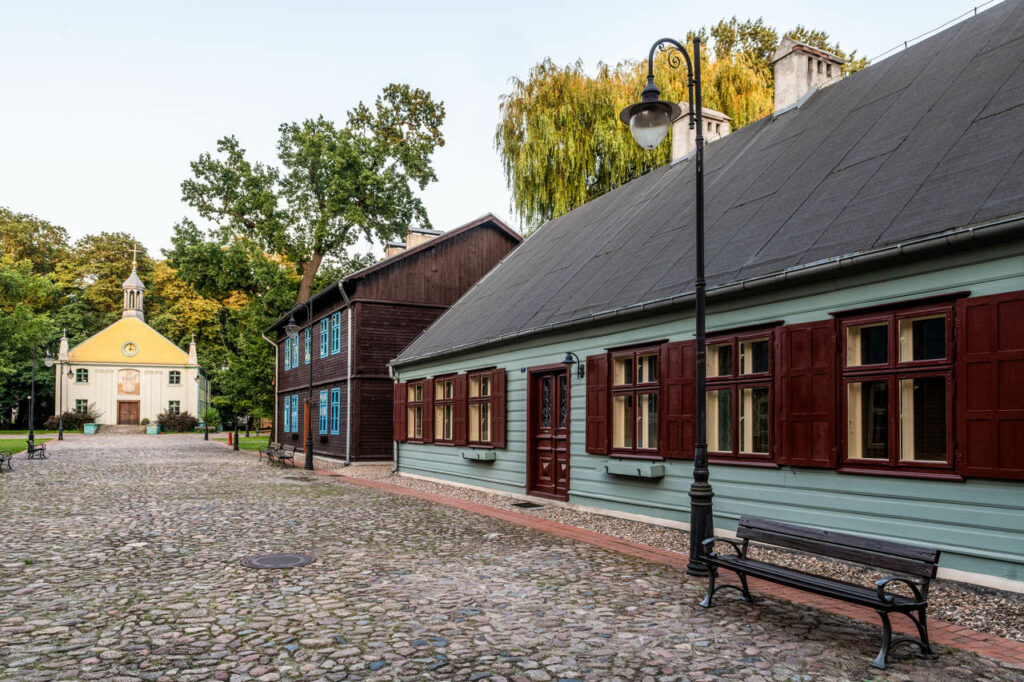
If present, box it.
[671,103,731,161]
[385,227,444,258]
[772,38,844,112]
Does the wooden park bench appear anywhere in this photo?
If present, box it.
[273,445,297,467]
[258,442,282,463]
[26,441,47,459]
[699,516,940,670]
[0,452,12,473]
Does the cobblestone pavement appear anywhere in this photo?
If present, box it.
[1,436,1019,681]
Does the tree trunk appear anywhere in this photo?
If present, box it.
[295,251,325,304]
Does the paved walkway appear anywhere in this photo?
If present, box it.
[0,436,1019,681]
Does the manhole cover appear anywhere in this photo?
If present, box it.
[511,501,544,509]
[240,553,316,569]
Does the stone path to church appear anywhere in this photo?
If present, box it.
[1,435,1019,681]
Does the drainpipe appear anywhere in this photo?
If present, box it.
[390,363,399,473]
[260,332,278,441]
[339,283,353,466]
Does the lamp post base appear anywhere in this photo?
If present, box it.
[686,482,714,576]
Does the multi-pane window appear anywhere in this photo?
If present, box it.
[75,368,88,383]
[168,370,181,385]
[305,328,311,364]
[284,395,291,432]
[611,348,659,453]
[291,395,300,433]
[291,334,299,368]
[284,338,292,370]
[330,388,341,435]
[168,400,181,415]
[469,371,493,445]
[320,318,329,357]
[331,312,342,354]
[75,399,88,414]
[842,306,952,468]
[407,382,424,440]
[706,335,772,458]
[319,390,329,434]
[434,378,455,441]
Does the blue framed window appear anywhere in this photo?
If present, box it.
[284,338,291,370]
[331,312,342,354]
[330,388,341,434]
[291,395,299,433]
[319,390,329,434]
[291,336,299,368]
[320,318,329,357]
[305,328,311,364]
[284,395,291,432]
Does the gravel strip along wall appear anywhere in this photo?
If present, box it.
[333,464,1024,642]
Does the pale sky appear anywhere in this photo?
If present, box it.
[0,0,989,259]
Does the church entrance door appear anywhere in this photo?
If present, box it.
[117,401,140,425]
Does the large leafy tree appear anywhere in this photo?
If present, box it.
[0,207,70,275]
[181,83,446,304]
[496,18,867,230]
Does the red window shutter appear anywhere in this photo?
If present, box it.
[585,354,609,454]
[393,382,407,442]
[490,369,506,448]
[957,292,1024,479]
[422,379,435,444]
[452,374,468,445]
[660,341,696,459]
[778,320,837,467]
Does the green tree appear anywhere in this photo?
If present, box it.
[181,83,446,304]
[0,255,58,428]
[497,18,867,230]
[0,207,70,275]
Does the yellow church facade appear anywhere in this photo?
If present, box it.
[54,260,206,426]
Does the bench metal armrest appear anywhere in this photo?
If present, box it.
[701,537,749,558]
[875,575,926,604]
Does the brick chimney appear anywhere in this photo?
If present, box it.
[384,227,444,258]
[772,38,844,112]
[671,103,731,161]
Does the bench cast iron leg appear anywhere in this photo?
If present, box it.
[699,569,717,608]
[872,611,893,670]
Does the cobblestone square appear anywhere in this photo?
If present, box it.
[0,436,1018,681]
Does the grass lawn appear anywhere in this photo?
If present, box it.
[212,436,270,453]
[0,430,58,435]
[0,438,51,456]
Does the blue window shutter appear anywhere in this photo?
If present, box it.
[331,312,342,354]
[284,395,290,432]
[330,388,341,434]
[292,396,299,433]
[284,338,291,370]
[305,328,311,364]
[319,390,328,434]
[292,337,299,368]
[320,319,329,357]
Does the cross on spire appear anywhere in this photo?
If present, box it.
[131,244,138,268]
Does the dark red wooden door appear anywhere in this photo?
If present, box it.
[117,401,139,425]
[527,368,570,500]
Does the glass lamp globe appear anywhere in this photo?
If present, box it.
[628,103,674,150]
[283,314,301,340]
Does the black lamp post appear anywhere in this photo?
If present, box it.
[284,305,314,471]
[27,343,37,448]
[620,36,713,577]
[195,372,209,441]
[222,360,238,451]
[43,350,72,441]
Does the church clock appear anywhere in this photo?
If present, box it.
[122,342,138,357]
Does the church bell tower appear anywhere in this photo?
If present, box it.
[122,246,146,322]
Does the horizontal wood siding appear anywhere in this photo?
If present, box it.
[357,378,397,460]
[396,243,1024,582]
[354,302,445,377]
[354,226,518,306]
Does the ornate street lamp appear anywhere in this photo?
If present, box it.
[195,372,210,441]
[284,306,315,471]
[621,36,713,577]
[43,350,71,441]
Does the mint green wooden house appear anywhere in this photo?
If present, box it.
[391,4,1024,591]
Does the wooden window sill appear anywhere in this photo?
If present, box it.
[836,466,963,481]
[709,457,780,469]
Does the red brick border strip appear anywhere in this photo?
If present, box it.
[221,442,1023,667]
[315,469,1024,667]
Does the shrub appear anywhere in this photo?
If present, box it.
[43,404,102,432]
[141,417,150,425]
[156,411,198,433]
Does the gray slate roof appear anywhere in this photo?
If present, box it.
[397,1,1024,366]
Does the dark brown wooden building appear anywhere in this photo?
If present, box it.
[267,214,522,461]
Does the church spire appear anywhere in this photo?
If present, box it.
[122,245,146,321]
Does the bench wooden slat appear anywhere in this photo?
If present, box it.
[738,516,939,578]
